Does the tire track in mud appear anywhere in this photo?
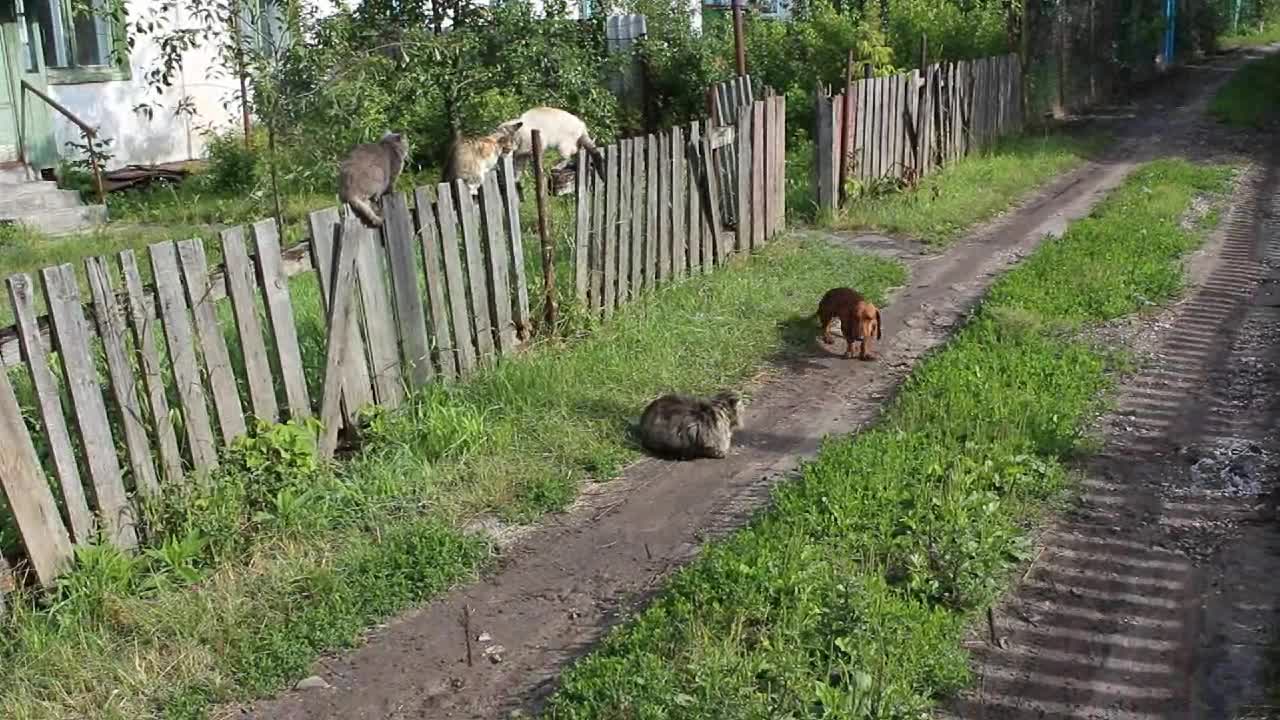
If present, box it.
[230,54,1258,720]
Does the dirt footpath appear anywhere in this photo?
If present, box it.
[230,54,1255,720]
[942,64,1280,720]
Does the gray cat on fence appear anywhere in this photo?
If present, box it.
[338,132,410,228]
[637,391,743,460]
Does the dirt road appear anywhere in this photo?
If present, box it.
[230,52,1259,720]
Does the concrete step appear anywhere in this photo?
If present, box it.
[1,205,108,236]
[0,188,85,214]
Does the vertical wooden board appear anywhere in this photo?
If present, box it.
[589,170,606,307]
[42,264,137,550]
[119,251,184,486]
[317,217,362,459]
[671,125,686,278]
[616,139,632,306]
[656,133,671,283]
[414,187,457,382]
[150,243,219,471]
[832,94,844,197]
[85,257,159,498]
[220,228,277,422]
[0,367,73,587]
[351,221,406,402]
[253,220,312,419]
[0,553,10,615]
[307,207,373,422]
[455,181,496,365]
[382,192,433,388]
[177,238,247,444]
[686,123,703,274]
[702,130,726,263]
[861,78,875,180]
[435,184,478,375]
[498,156,531,340]
[630,138,644,289]
[751,101,765,249]
[776,95,787,231]
[5,274,93,541]
[574,149,591,303]
[645,134,659,288]
[480,172,516,355]
[602,144,618,317]
[765,97,778,238]
[736,109,752,252]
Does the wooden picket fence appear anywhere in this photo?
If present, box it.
[0,159,530,591]
[573,94,786,313]
[814,53,1025,210]
[707,74,758,229]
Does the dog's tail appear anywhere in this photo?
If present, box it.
[876,308,882,340]
[347,197,384,228]
[577,135,607,177]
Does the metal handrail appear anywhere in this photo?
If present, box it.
[19,80,106,205]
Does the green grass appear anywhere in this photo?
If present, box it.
[834,134,1101,246]
[1218,22,1280,50]
[1210,52,1280,128]
[542,158,1234,719]
[0,237,904,720]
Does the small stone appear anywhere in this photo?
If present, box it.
[477,632,492,643]
[295,675,331,691]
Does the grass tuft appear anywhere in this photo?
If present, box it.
[542,158,1234,719]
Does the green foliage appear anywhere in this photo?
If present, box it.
[1210,51,1280,127]
[200,128,261,194]
[543,159,1234,718]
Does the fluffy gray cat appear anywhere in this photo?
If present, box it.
[338,132,409,228]
[637,391,743,460]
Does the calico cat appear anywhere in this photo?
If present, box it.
[338,132,410,228]
[637,391,743,460]
[441,122,523,196]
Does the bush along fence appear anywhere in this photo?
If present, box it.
[0,84,785,605]
[0,159,531,595]
[814,52,1025,211]
[574,90,786,314]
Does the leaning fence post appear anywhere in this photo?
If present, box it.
[531,130,557,332]
[814,85,836,214]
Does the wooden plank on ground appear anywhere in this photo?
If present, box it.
[671,125,686,277]
[480,172,516,355]
[436,184,478,375]
[119,250,184,486]
[414,187,456,381]
[656,133,671,283]
[253,220,312,419]
[352,219,406,401]
[751,101,766,248]
[317,216,362,459]
[220,228,277,422]
[150,242,219,470]
[382,192,433,389]
[6,273,93,541]
[43,263,137,550]
[307,207,373,424]
[85,256,159,498]
[499,156,531,341]
[737,106,753,250]
[0,367,74,586]
[574,149,591,303]
[686,123,703,273]
[602,144,618,317]
[645,134,659,289]
[616,138,633,305]
[177,238,246,444]
[630,137,644,290]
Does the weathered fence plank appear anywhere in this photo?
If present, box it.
[602,144,619,316]
[150,242,219,470]
[737,107,753,249]
[382,192,433,389]
[177,238,247,444]
[645,134,659,288]
[630,137,645,290]
[0,366,74,586]
[657,133,671,283]
[352,222,405,402]
[6,273,94,541]
[751,101,765,248]
[700,131,726,263]
[318,217,363,459]
[85,256,160,498]
[671,125,687,278]
[414,187,456,381]
[307,207,373,424]
[120,250,185,485]
[480,172,516,355]
[253,220,312,419]
[687,123,703,274]
[436,184,478,375]
[43,263,137,550]
[617,139,633,305]
[220,228,278,422]
[499,156,531,341]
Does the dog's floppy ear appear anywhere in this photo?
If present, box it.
[876,309,882,340]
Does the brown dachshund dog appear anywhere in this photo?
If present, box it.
[816,287,882,361]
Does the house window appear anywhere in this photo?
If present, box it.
[31,0,118,70]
